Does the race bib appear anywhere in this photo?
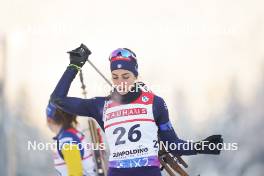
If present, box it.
[103,92,160,168]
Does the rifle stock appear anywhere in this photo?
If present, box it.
[159,147,189,176]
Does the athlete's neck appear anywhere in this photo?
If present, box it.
[110,83,142,104]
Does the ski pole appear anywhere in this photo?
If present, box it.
[79,69,87,98]
[86,59,112,86]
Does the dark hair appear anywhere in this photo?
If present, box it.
[52,109,78,129]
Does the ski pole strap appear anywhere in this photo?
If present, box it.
[69,64,81,71]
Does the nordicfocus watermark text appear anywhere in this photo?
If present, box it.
[158,141,238,151]
[28,141,106,151]
[27,140,238,152]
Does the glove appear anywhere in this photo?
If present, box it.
[67,43,91,67]
[194,135,223,155]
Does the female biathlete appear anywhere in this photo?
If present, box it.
[49,44,223,176]
[46,102,97,176]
